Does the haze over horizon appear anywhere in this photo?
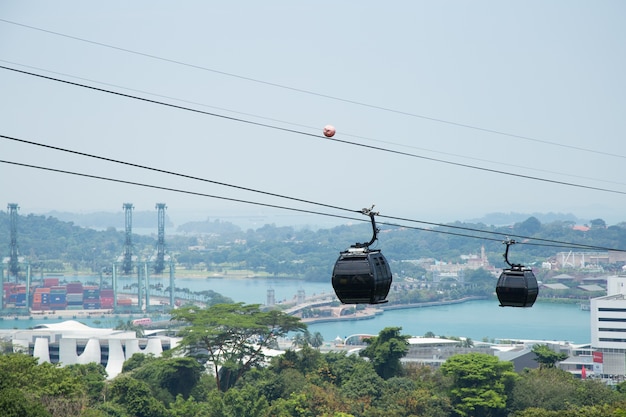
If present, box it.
[2,2,625,229]
[7,207,608,235]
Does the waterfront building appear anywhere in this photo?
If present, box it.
[0,320,179,379]
[559,345,595,380]
[553,250,626,270]
[589,275,626,383]
[401,337,493,368]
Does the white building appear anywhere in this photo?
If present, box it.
[0,320,180,379]
[589,275,626,383]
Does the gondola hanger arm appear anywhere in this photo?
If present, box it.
[502,238,523,269]
[353,205,380,249]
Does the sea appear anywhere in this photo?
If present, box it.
[0,276,591,344]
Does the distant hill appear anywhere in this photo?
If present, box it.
[45,210,174,230]
[465,212,580,226]
[43,210,587,231]
[2,210,626,279]
[176,218,242,235]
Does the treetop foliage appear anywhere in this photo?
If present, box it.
[171,302,306,392]
[2,324,626,416]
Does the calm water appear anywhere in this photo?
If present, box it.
[307,300,590,344]
[1,276,591,344]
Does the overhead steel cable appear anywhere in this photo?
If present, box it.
[0,159,360,222]
[2,64,626,198]
[1,18,624,160]
[1,140,624,253]
[0,158,498,243]
[377,214,621,252]
[3,158,623,253]
[3,59,624,188]
[0,131,621,252]
[0,59,319,133]
[0,134,356,216]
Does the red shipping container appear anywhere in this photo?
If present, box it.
[44,278,59,287]
[66,283,83,293]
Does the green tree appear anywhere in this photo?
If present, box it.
[66,362,107,404]
[440,352,518,417]
[512,403,626,417]
[130,356,203,403]
[532,344,568,369]
[309,331,324,348]
[510,368,579,412]
[0,353,88,416]
[169,394,216,417]
[292,333,306,348]
[222,384,269,417]
[107,375,169,417]
[376,377,453,417]
[590,218,607,229]
[171,302,306,391]
[122,352,155,373]
[516,217,542,235]
[0,388,50,417]
[359,327,409,379]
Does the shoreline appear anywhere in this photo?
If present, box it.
[0,296,586,325]
[301,296,489,324]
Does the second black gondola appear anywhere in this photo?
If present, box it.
[331,207,393,304]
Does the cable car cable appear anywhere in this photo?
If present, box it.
[2,132,622,252]
[2,158,624,254]
[0,134,357,216]
[1,18,623,161]
[376,215,619,252]
[2,59,623,189]
[2,65,626,198]
[0,159,363,222]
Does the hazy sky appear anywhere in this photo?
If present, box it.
[1,2,625,228]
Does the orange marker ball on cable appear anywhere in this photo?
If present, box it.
[323,125,336,137]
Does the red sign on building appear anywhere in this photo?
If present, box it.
[593,351,604,363]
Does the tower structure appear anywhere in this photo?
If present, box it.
[121,203,134,275]
[154,203,167,274]
[7,203,20,280]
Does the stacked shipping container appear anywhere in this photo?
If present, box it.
[3,283,27,308]
[50,286,67,310]
[2,279,140,311]
[100,289,114,309]
[83,285,101,310]
[66,282,84,310]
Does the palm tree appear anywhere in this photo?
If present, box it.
[310,332,324,348]
[291,333,306,348]
[114,319,145,338]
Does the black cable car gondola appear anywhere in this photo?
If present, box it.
[332,207,392,304]
[496,239,538,308]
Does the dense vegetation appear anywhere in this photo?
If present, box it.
[2,212,625,283]
[2,320,626,417]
